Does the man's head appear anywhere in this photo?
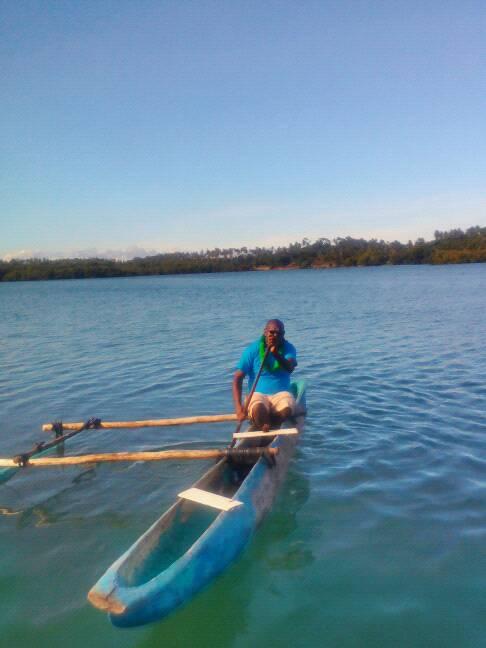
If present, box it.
[264,319,285,347]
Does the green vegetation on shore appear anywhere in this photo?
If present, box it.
[1,226,485,282]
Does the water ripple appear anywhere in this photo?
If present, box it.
[0,266,485,645]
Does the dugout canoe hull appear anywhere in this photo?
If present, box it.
[88,380,306,627]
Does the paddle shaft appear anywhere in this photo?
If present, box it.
[0,447,278,468]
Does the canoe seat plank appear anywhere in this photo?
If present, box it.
[233,427,299,440]
[178,488,243,511]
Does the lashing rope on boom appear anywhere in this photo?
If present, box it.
[13,417,102,467]
[52,420,64,437]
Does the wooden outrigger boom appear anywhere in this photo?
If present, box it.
[42,413,237,432]
[1,413,239,484]
[0,447,278,468]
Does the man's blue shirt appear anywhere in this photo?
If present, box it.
[236,339,297,395]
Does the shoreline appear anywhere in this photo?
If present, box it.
[1,260,485,284]
[2,228,485,281]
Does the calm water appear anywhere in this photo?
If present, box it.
[0,265,485,647]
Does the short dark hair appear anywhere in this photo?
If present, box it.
[264,319,285,334]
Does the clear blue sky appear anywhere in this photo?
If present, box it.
[2,0,485,259]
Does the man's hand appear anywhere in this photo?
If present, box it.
[236,406,247,422]
[268,345,296,373]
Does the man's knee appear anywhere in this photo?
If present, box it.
[249,401,270,425]
[275,406,292,421]
[252,402,267,418]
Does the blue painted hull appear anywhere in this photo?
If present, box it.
[88,381,306,627]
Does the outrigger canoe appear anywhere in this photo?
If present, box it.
[87,380,306,627]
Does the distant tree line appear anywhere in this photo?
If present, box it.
[1,226,485,282]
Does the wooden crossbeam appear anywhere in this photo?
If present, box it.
[0,447,278,468]
[178,488,243,511]
[42,413,237,432]
[233,427,299,440]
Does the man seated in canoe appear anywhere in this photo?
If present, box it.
[233,319,297,431]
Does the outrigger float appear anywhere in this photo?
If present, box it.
[1,380,306,627]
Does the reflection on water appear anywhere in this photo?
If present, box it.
[253,469,314,572]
